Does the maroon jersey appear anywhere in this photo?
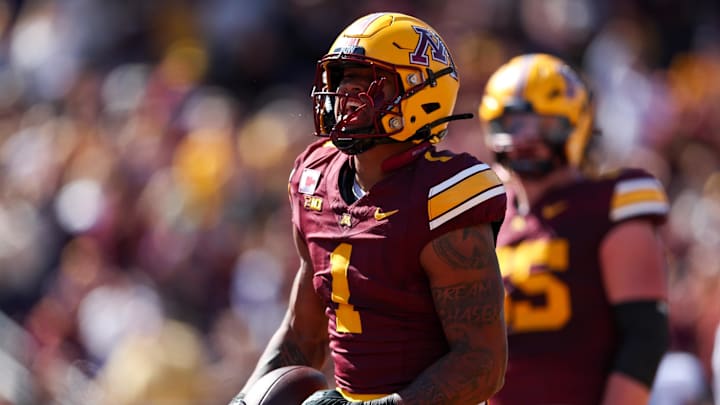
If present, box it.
[492,168,669,405]
[288,139,506,395]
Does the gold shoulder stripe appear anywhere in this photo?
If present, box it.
[610,177,669,221]
[428,164,504,230]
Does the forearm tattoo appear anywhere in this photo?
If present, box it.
[269,340,309,368]
[431,227,495,270]
[407,348,495,404]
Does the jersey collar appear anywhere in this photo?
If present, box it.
[380,141,432,173]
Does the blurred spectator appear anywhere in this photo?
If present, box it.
[714,325,720,404]
[94,318,209,405]
[651,351,710,405]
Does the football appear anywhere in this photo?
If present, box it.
[243,365,329,405]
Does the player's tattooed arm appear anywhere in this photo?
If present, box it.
[399,224,507,404]
[431,226,498,271]
[239,228,329,394]
[268,340,311,368]
[433,279,503,326]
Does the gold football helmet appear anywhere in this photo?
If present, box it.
[479,53,593,172]
[311,12,468,154]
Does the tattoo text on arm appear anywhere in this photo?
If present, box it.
[432,280,502,325]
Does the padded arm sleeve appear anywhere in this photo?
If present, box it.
[612,301,670,388]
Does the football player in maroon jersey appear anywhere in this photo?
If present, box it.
[478,53,670,405]
[230,12,508,405]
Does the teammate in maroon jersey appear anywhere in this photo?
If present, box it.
[230,12,508,405]
[478,53,670,405]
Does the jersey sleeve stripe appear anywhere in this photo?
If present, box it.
[612,189,668,208]
[615,177,663,194]
[610,178,669,221]
[611,201,670,222]
[429,185,505,230]
[428,163,491,197]
[428,167,502,219]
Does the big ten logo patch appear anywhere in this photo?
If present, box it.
[304,195,323,211]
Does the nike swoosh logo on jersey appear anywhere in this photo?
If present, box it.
[542,200,567,219]
[374,208,399,220]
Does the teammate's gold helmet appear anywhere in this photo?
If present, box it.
[479,53,593,169]
[311,12,466,154]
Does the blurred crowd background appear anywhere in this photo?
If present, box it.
[0,0,718,404]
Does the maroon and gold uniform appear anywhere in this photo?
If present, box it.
[288,139,506,396]
[491,168,669,405]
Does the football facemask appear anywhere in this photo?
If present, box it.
[486,112,572,177]
[312,57,403,153]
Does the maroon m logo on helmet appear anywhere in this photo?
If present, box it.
[409,26,457,80]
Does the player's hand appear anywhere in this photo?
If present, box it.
[301,389,349,405]
[301,390,401,405]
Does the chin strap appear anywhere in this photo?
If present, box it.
[378,111,474,170]
[410,112,474,142]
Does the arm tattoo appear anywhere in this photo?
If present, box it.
[431,227,494,270]
[408,348,496,404]
[432,280,502,325]
[269,340,309,368]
